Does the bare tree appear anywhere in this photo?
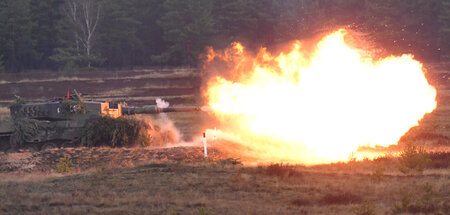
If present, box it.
[64,0,101,68]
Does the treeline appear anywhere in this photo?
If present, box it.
[0,0,448,73]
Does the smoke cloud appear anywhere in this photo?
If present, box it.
[156,98,170,108]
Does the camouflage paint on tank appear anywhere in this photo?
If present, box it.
[0,93,203,152]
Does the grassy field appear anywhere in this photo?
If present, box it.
[0,159,448,215]
[0,145,448,214]
[0,68,202,107]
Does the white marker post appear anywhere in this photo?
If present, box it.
[203,132,207,160]
[213,127,216,145]
[212,127,216,161]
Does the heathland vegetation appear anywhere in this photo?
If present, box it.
[0,0,449,73]
[0,150,448,214]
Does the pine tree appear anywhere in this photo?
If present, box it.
[0,54,4,73]
[272,0,306,42]
[439,0,450,60]
[0,0,35,72]
[97,0,141,69]
[132,0,165,67]
[29,0,64,70]
[155,0,214,66]
[362,0,442,60]
[211,0,258,46]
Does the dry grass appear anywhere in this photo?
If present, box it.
[0,160,447,214]
[166,111,212,140]
[95,87,135,97]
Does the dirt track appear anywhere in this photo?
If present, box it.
[0,69,202,106]
[0,146,230,174]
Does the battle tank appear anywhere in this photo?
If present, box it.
[0,91,202,153]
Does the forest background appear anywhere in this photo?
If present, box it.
[0,0,448,73]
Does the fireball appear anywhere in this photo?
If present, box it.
[204,29,437,165]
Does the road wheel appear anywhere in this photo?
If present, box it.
[6,147,18,154]
[24,144,39,153]
[61,142,74,148]
[41,143,58,151]
[9,132,22,149]
[0,136,10,152]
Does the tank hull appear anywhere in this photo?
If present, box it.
[0,95,204,152]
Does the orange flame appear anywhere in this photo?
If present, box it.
[204,29,437,165]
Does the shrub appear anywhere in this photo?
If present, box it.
[82,116,152,148]
[320,192,362,205]
[398,142,431,174]
[56,154,73,173]
[428,152,450,168]
[228,168,248,184]
[353,201,376,215]
[265,163,301,178]
[371,163,385,182]
[197,206,213,215]
[290,198,311,206]
[392,183,438,214]
[373,153,395,162]
[216,158,242,166]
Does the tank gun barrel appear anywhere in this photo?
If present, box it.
[122,105,204,115]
